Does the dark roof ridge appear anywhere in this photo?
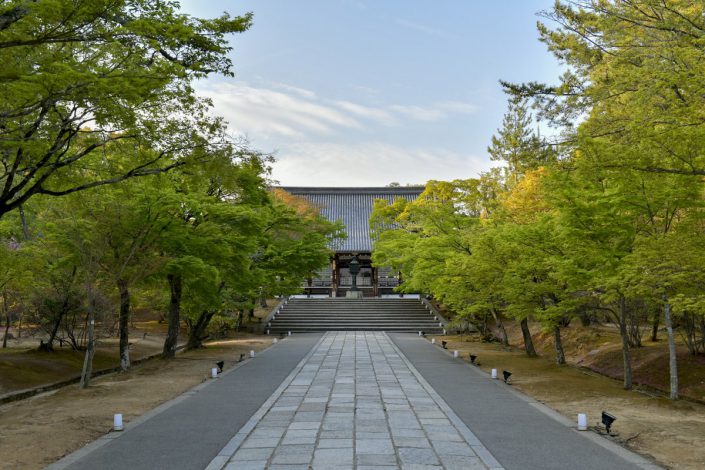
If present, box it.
[277,186,425,194]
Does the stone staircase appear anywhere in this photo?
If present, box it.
[265,298,445,334]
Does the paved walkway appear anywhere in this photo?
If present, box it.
[209,331,499,470]
[49,331,660,470]
[48,334,324,470]
[389,334,659,470]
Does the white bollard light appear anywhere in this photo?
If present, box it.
[211,367,218,378]
[453,350,459,358]
[438,322,442,327]
[288,331,291,336]
[250,350,255,358]
[273,338,278,343]
[113,413,123,431]
[418,331,422,336]
[491,368,498,379]
[434,316,438,320]
[431,338,436,344]
[266,329,270,335]
[443,329,446,335]
[578,413,588,431]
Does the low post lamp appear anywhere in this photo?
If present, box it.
[349,256,360,292]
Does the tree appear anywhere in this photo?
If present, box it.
[505,1,705,177]
[488,97,553,186]
[0,0,252,218]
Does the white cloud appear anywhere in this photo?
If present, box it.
[271,141,492,186]
[389,101,477,122]
[197,81,478,141]
[273,83,317,99]
[389,104,446,122]
[333,100,398,126]
[396,18,454,39]
[198,82,361,139]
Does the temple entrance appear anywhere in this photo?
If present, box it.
[280,186,423,297]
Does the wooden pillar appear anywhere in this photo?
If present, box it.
[372,266,378,297]
[331,256,338,297]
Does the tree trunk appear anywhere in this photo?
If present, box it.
[19,204,30,241]
[42,292,72,352]
[2,289,9,349]
[186,310,216,350]
[520,317,537,357]
[41,267,77,352]
[491,308,509,347]
[618,295,633,390]
[117,278,131,371]
[162,274,182,358]
[553,325,566,364]
[663,296,678,400]
[651,309,660,342]
[80,314,95,388]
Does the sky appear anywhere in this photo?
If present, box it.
[179,0,563,186]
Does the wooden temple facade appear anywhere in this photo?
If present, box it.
[280,186,424,297]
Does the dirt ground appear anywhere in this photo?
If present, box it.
[434,333,705,470]
[0,335,273,470]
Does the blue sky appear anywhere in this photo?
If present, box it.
[179,0,562,186]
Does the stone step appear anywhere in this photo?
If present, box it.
[268,327,443,332]
[268,298,443,333]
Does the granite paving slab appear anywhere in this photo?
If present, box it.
[209,331,499,470]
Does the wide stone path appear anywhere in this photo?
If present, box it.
[212,331,500,470]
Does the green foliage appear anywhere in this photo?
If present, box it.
[0,0,252,216]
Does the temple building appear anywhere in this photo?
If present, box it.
[280,186,424,297]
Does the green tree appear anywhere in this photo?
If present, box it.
[0,0,252,217]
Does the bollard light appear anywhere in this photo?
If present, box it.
[216,361,224,373]
[438,322,442,327]
[434,316,438,320]
[453,350,459,358]
[273,338,278,343]
[250,350,255,358]
[266,329,270,335]
[211,367,218,378]
[503,370,512,384]
[431,338,436,344]
[491,368,498,379]
[578,413,587,431]
[441,341,448,349]
[442,329,446,335]
[113,413,123,431]
[418,331,422,336]
[288,331,291,336]
[238,353,245,362]
[469,354,477,365]
[602,411,616,434]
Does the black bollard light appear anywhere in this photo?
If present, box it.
[503,370,512,384]
[441,340,448,349]
[601,411,616,434]
[238,353,245,362]
[469,354,477,365]
[216,361,224,373]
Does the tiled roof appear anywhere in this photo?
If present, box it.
[279,187,424,253]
